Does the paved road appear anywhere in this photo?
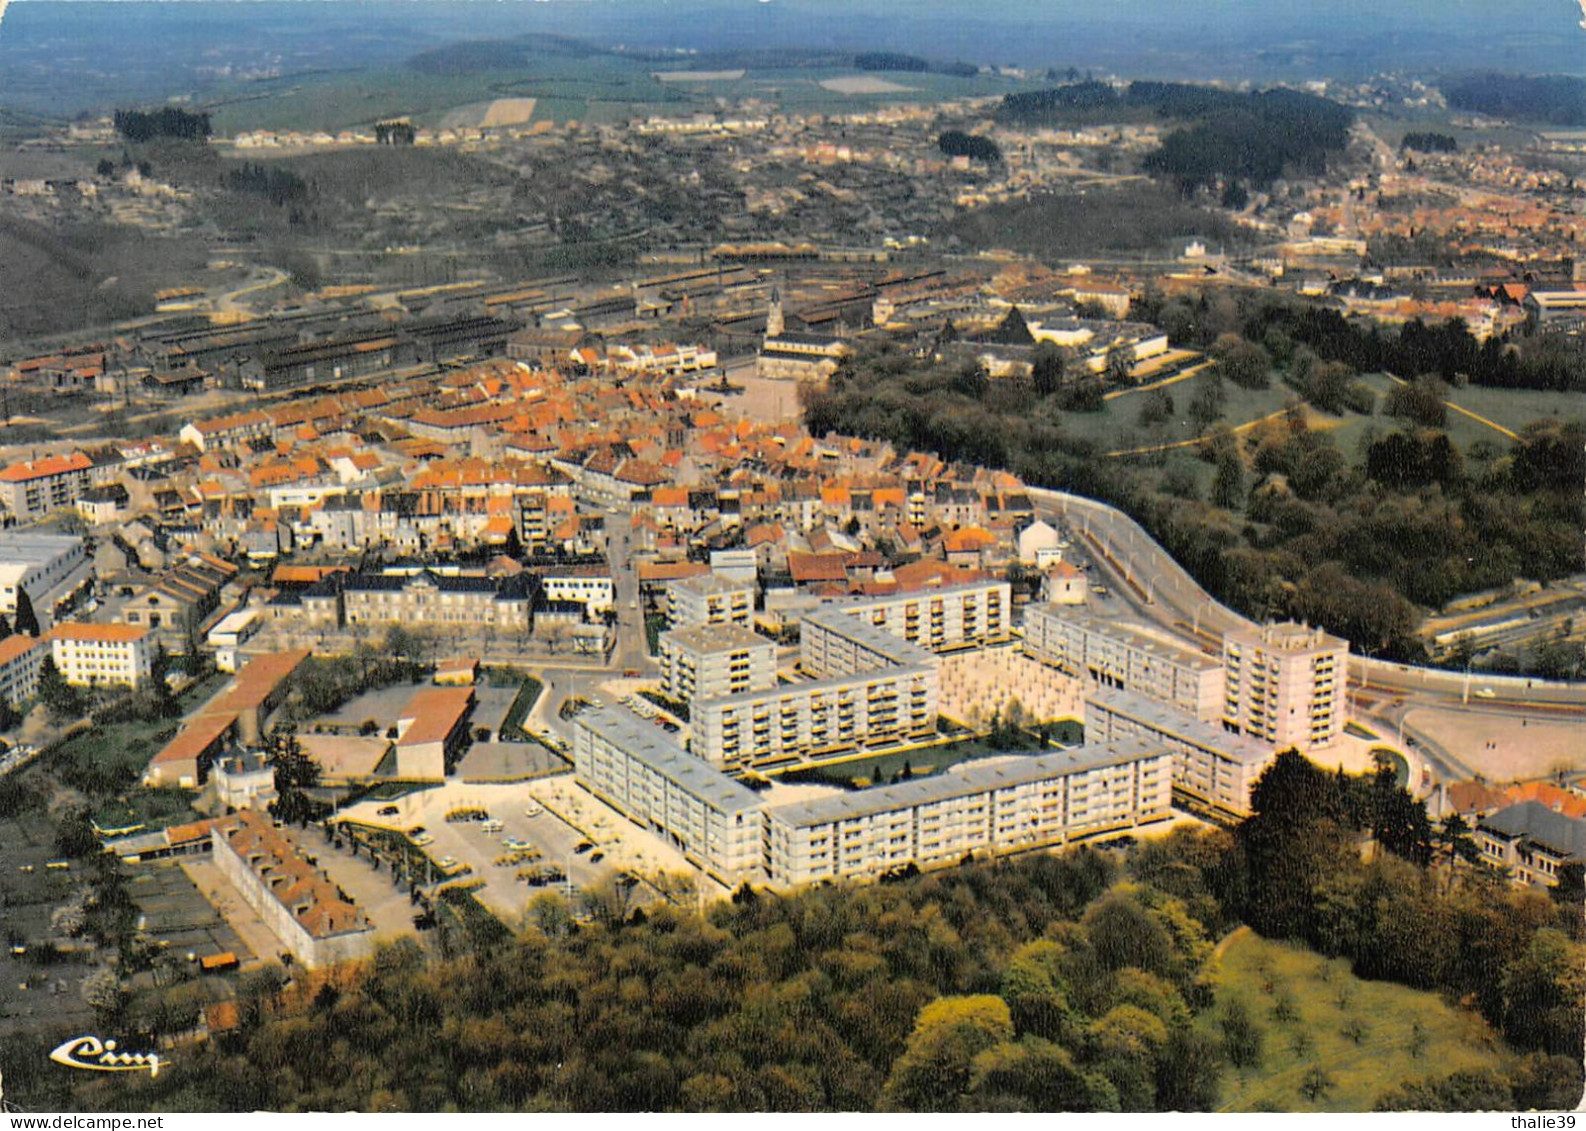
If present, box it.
[1028,486,1586,716]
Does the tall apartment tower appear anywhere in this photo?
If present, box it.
[1221,622,1349,751]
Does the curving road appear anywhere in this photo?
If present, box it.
[1027,486,1586,715]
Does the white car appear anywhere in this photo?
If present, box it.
[523,802,544,818]
[1474,687,1496,700]
[411,833,435,847]
[481,819,504,833]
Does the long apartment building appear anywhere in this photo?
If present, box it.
[1023,606,1224,721]
[692,609,938,771]
[659,623,778,705]
[762,739,1174,886]
[838,581,1012,653]
[1085,687,1278,817]
[665,573,754,629]
[574,708,1173,889]
[1222,622,1348,751]
[573,708,765,886]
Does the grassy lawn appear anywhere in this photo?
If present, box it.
[1370,747,1410,787]
[498,676,545,741]
[645,614,667,656]
[1205,929,1512,1112]
[774,725,1080,789]
[437,884,513,951]
[42,672,230,800]
[1082,371,1297,456]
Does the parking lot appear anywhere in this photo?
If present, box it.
[334,774,710,928]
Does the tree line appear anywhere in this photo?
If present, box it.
[113,107,212,143]
[994,81,1353,191]
[937,130,1003,164]
[801,331,1582,662]
[1443,74,1586,127]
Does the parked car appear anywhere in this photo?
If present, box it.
[523,802,544,818]
[574,841,594,854]
[377,805,399,817]
[589,851,605,864]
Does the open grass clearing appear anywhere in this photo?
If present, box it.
[1205,928,1512,1112]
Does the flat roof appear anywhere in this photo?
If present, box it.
[803,606,934,667]
[1086,687,1274,765]
[0,532,83,565]
[1026,607,1220,671]
[578,707,762,813]
[668,572,752,596]
[764,739,1166,828]
[662,623,771,655]
[700,661,934,713]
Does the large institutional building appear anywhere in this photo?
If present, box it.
[0,532,92,631]
[1222,622,1348,750]
[211,810,374,968]
[48,622,154,689]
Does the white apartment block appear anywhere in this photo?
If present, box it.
[48,622,153,689]
[1024,607,1225,721]
[573,708,764,886]
[830,581,1012,653]
[540,571,615,615]
[692,663,939,772]
[800,606,935,678]
[666,573,754,629]
[1085,687,1278,817]
[762,739,1174,886]
[0,533,91,631]
[1222,622,1348,751]
[659,623,778,705]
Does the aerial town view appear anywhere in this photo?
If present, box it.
[0,0,1581,1117]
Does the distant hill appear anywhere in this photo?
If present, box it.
[1443,73,1586,126]
[405,34,607,75]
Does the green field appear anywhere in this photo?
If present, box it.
[774,724,1081,789]
[1081,371,1296,457]
[1206,929,1512,1112]
[498,676,545,741]
[197,55,1046,135]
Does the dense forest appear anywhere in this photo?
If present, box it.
[937,130,1003,164]
[854,52,929,72]
[803,297,1585,662]
[995,81,1353,191]
[1401,132,1458,154]
[17,752,1581,1113]
[113,107,212,143]
[224,163,312,208]
[1443,74,1586,126]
